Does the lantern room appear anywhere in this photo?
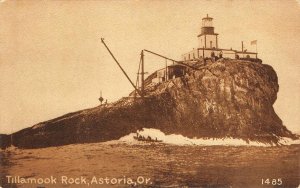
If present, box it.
[201,14,214,35]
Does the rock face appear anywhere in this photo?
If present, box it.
[0,59,296,149]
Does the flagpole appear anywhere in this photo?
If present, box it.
[251,40,258,59]
[256,42,257,53]
[256,41,258,59]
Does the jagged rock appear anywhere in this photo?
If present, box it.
[1,58,296,149]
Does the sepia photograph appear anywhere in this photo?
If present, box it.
[0,0,300,187]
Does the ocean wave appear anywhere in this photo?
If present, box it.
[119,128,300,146]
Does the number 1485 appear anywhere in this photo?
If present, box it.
[261,178,282,185]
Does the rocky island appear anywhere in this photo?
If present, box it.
[0,58,297,149]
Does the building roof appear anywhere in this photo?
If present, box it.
[182,47,257,56]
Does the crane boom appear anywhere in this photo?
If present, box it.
[143,49,178,63]
[143,49,200,70]
[101,38,143,97]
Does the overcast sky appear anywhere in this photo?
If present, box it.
[0,0,300,134]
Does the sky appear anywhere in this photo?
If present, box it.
[0,0,299,134]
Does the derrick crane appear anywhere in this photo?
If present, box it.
[101,38,144,97]
[101,38,199,99]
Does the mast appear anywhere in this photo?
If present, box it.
[141,50,145,98]
[135,56,142,97]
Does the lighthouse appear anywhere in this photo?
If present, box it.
[182,14,258,61]
[198,14,218,49]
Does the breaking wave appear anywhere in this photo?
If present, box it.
[119,128,300,146]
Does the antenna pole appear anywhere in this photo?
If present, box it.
[101,38,142,97]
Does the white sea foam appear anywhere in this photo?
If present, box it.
[277,136,300,145]
[119,128,300,147]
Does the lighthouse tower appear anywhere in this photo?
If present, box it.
[198,14,218,49]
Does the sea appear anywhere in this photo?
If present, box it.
[1,128,299,188]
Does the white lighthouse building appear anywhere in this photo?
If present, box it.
[182,15,257,61]
[198,14,218,49]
